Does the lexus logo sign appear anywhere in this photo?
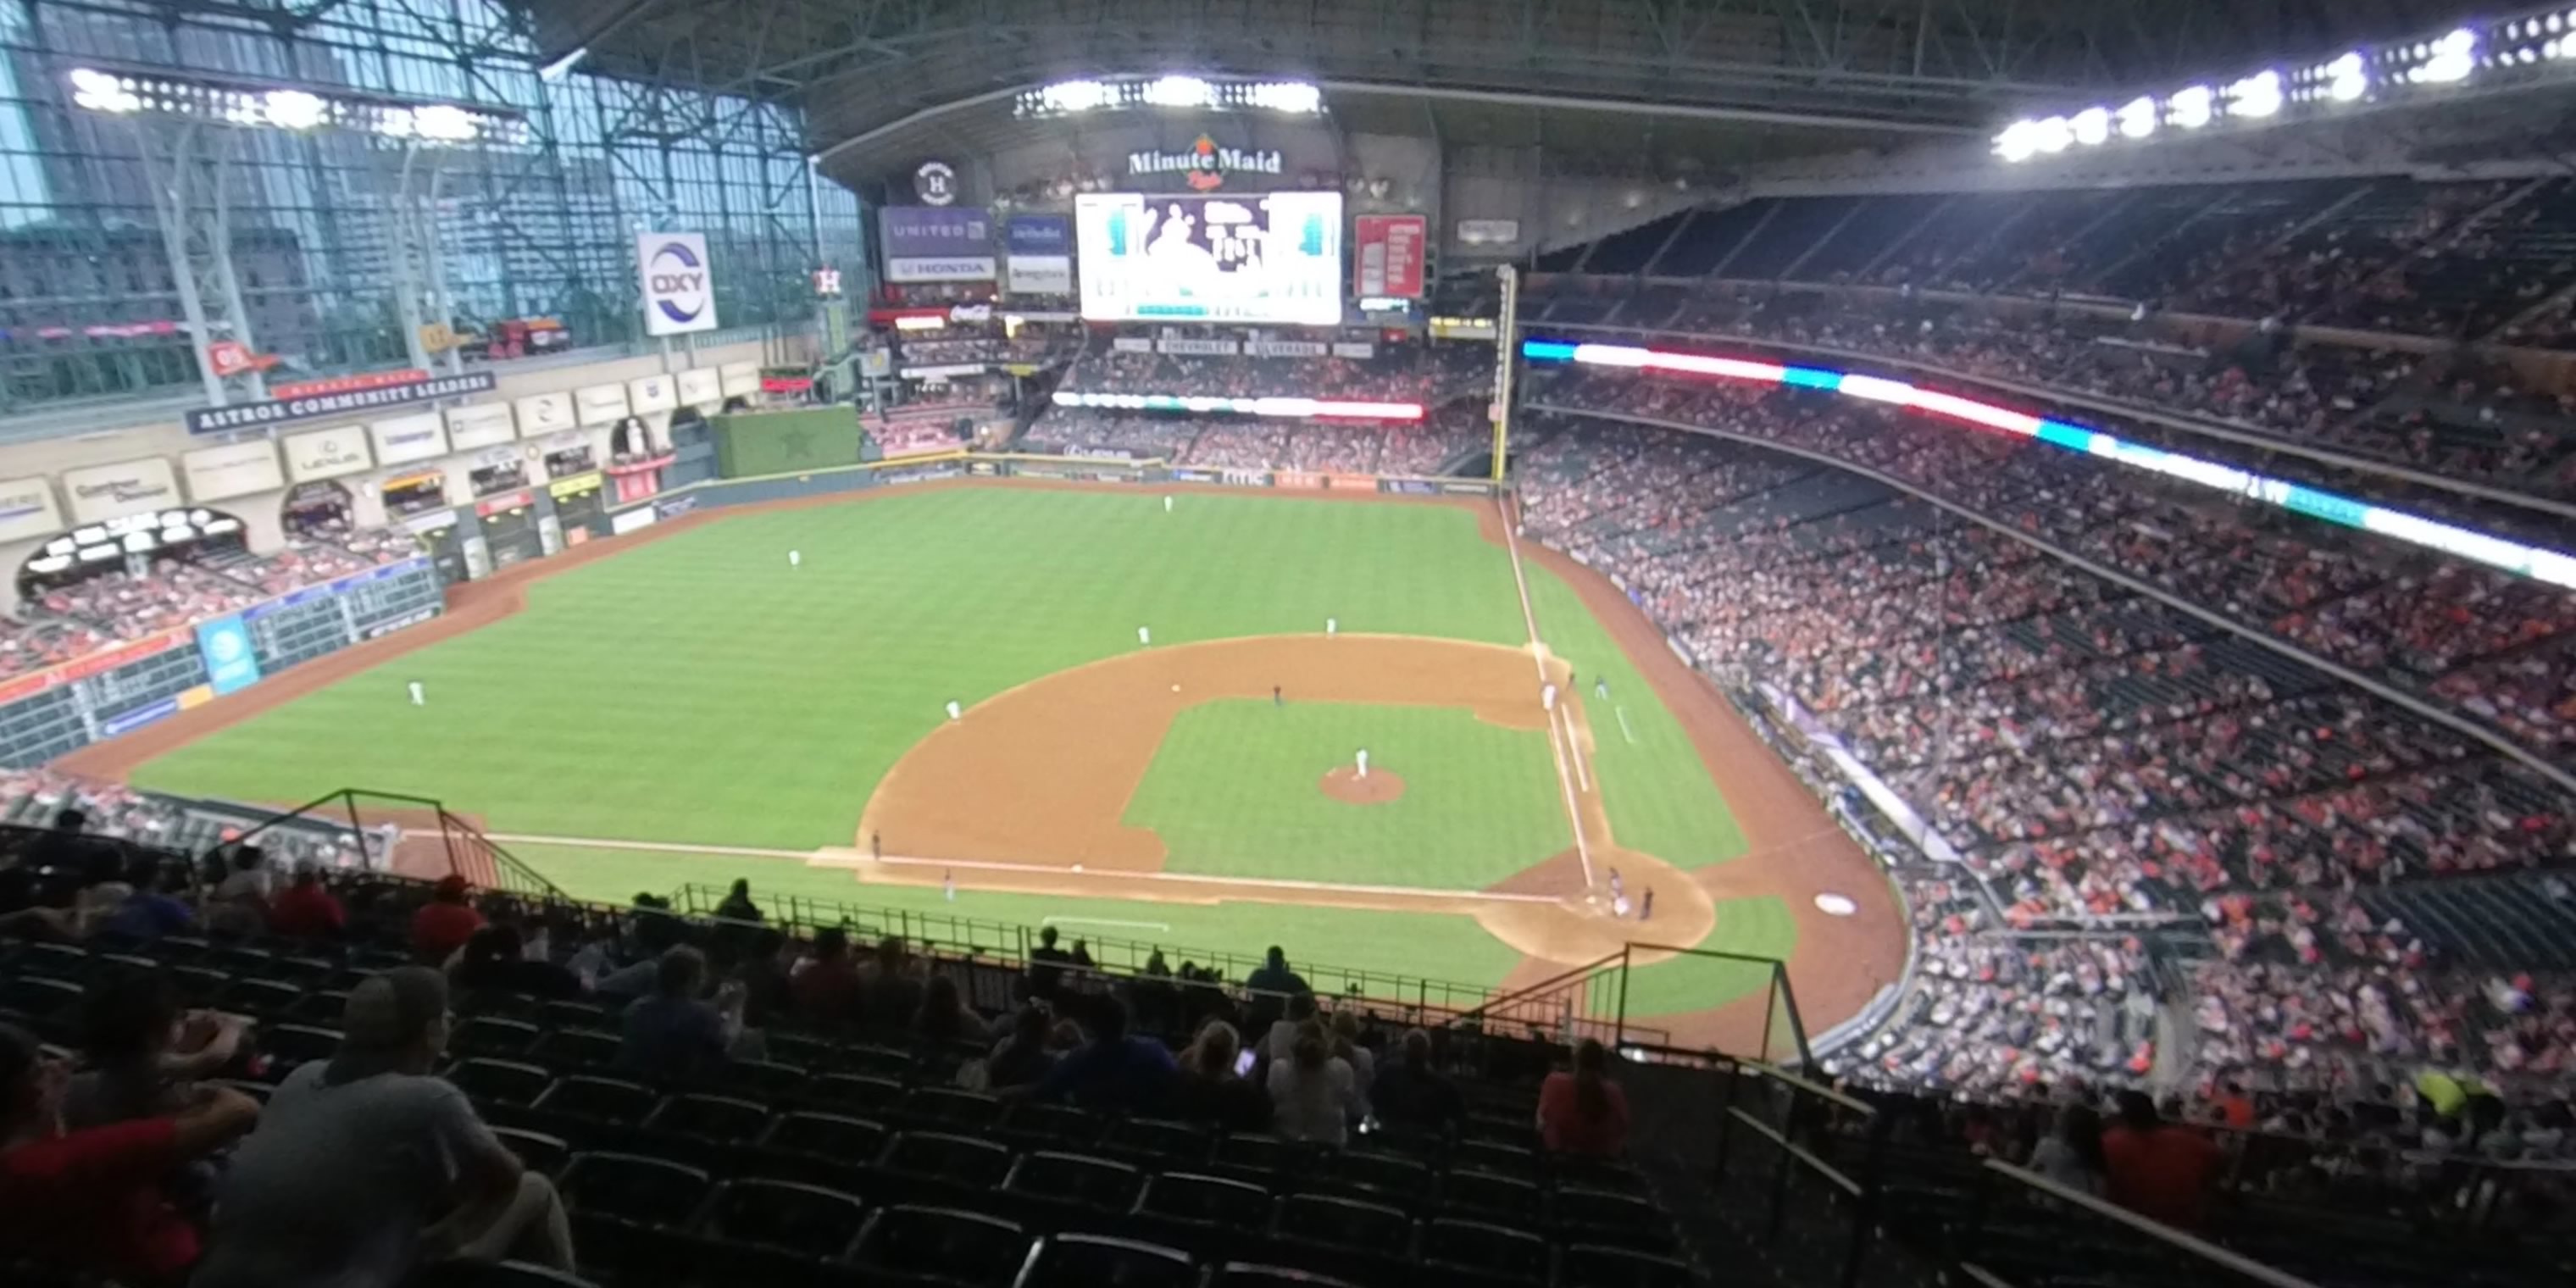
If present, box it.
[636,231,719,336]
[915,160,958,206]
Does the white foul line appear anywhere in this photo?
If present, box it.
[1043,916,1171,932]
[1556,706,1591,793]
[1496,496,1597,889]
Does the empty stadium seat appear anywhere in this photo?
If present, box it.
[536,1076,658,1126]
[647,1092,771,1144]
[902,1086,1003,1130]
[1556,1242,1694,1288]
[1002,1150,1143,1219]
[559,1152,711,1226]
[529,1028,621,1070]
[691,1178,868,1257]
[799,1073,904,1114]
[852,1205,1033,1287]
[452,1016,543,1058]
[1422,1217,1550,1285]
[408,1258,604,1288]
[448,1058,555,1107]
[1440,1169,1541,1224]
[1206,1265,1361,1288]
[880,1130,1014,1191]
[491,1127,570,1176]
[1011,1233,1195,1288]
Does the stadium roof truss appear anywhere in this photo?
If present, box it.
[519,0,2486,176]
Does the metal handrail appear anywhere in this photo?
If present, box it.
[1979,1160,2323,1288]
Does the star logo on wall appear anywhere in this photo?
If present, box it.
[779,426,815,456]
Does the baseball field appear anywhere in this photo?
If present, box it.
[69,481,1903,1047]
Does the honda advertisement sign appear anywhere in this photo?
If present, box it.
[636,231,719,336]
[1005,214,1074,296]
[1353,214,1428,299]
[880,207,995,283]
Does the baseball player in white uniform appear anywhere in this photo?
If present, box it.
[408,680,425,707]
[946,700,962,721]
[1137,625,1152,646]
[788,549,801,569]
[1542,682,1558,712]
[1355,748,1370,778]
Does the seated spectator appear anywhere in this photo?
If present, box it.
[713,877,762,923]
[447,924,582,1000]
[1025,924,1073,1001]
[2101,1089,2222,1229]
[0,1022,260,1284]
[65,970,251,1131]
[1331,1010,1376,1117]
[915,973,985,1049]
[617,946,740,1081]
[100,860,197,942]
[193,968,575,1286]
[204,846,271,936]
[1267,1019,1358,1146]
[862,934,924,1030]
[984,1002,1058,1092]
[1169,1019,1270,1133]
[790,927,863,1025]
[265,866,347,940]
[1262,991,1321,1065]
[1538,1039,1631,1157]
[410,875,483,964]
[2028,1102,2109,1197]
[1030,995,1174,1113]
[1370,1028,1465,1139]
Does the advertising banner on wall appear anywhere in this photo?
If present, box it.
[636,230,719,336]
[881,207,996,282]
[513,392,575,437]
[193,614,261,696]
[444,403,517,451]
[180,440,284,503]
[1353,214,1428,298]
[282,425,373,483]
[675,368,723,409]
[62,458,180,525]
[629,375,677,416]
[1455,218,1520,246]
[575,384,630,425]
[1005,214,1074,295]
[185,371,495,436]
[369,413,448,467]
[0,477,63,543]
[719,362,760,399]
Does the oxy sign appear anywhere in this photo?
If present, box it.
[637,231,719,336]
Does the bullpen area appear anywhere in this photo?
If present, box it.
[68,481,1902,1046]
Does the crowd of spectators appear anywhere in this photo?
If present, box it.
[1538,286,2576,507]
[7,527,428,669]
[1525,368,2576,759]
[1028,406,1487,477]
[1512,404,2576,1108]
[0,615,110,681]
[1062,339,1491,408]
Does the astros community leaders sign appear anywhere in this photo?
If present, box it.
[186,371,497,435]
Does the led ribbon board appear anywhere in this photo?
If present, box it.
[1521,339,2576,590]
[1051,391,1422,421]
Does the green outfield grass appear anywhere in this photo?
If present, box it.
[1124,700,1569,887]
[128,486,1783,1014]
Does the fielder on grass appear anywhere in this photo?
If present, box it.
[407,680,425,707]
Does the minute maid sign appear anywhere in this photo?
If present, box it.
[1128,135,1282,192]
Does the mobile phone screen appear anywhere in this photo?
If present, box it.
[1233,1048,1257,1077]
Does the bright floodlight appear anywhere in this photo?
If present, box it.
[262,89,327,130]
[2168,85,2215,128]
[68,67,141,114]
[2324,52,2367,101]
[2226,69,2284,118]
[1246,81,1321,113]
[1036,80,1113,113]
[2070,106,2111,146]
[1992,119,2040,163]
[2116,95,2159,138]
[410,103,477,142]
[2420,29,2478,83]
[1142,75,1213,108]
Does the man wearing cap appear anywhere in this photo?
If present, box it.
[0,1021,260,1281]
[192,968,575,1287]
[410,874,484,964]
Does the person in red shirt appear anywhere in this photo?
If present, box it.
[411,874,484,964]
[2101,1090,2224,1230]
[2210,1079,2257,1130]
[1537,1038,1631,1157]
[0,1022,261,1284]
[790,927,864,1026]
[267,866,347,940]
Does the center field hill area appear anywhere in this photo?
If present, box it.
[118,486,1792,1019]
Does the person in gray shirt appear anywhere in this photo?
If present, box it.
[192,967,575,1287]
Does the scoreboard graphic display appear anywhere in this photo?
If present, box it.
[1075,192,1343,325]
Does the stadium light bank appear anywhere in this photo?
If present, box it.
[1992,8,2576,162]
[1521,340,2576,591]
[1016,77,1325,119]
[67,66,527,146]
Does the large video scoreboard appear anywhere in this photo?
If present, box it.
[1074,192,1343,325]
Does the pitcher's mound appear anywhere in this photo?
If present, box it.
[1319,766,1406,804]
